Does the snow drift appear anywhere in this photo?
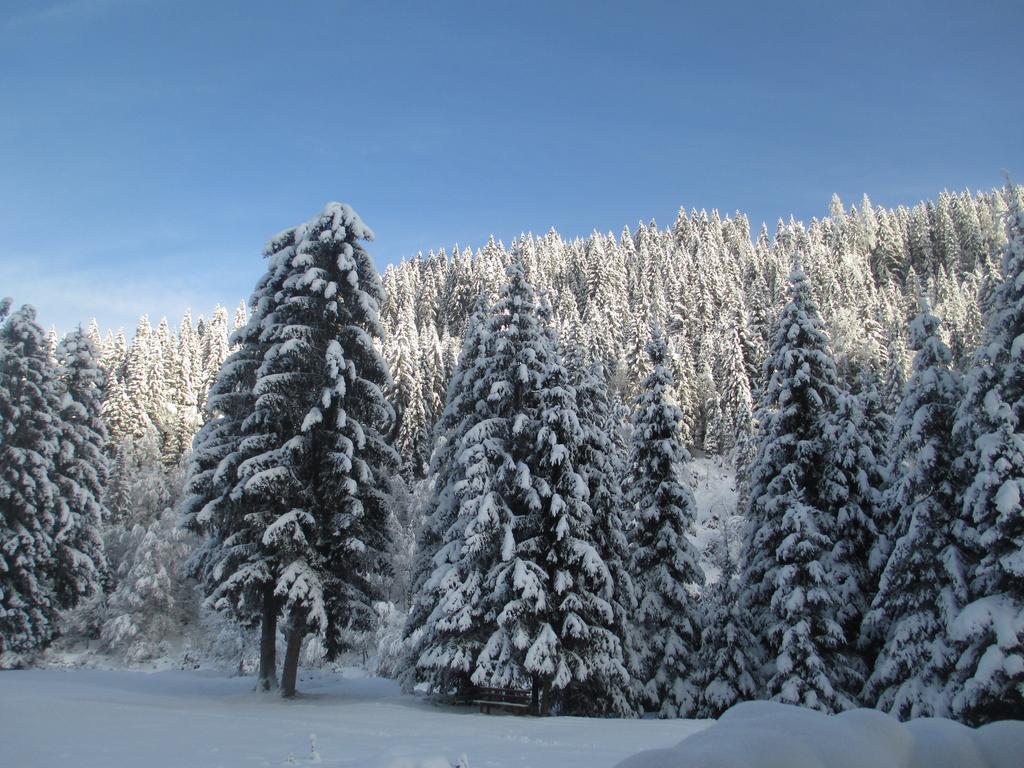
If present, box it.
[615,701,1023,768]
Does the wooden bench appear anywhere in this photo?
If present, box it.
[472,686,533,715]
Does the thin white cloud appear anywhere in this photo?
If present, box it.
[0,256,247,336]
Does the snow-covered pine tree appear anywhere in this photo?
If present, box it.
[457,264,577,712]
[389,301,429,477]
[764,482,852,712]
[402,300,491,694]
[0,305,62,656]
[818,370,889,697]
[564,356,644,716]
[707,320,753,456]
[418,266,553,702]
[948,186,1024,724]
[418,324,448,435]
[50,328,110,610]
[199,306,230,402]
[627,325,704,718]
[185,203,396,696]
[122,315,158,439]
[415,265,629,715]
[881,327,910,413]
[498,339,628,716]
[693,521,758,718]
[232,300,247,333]
[862,299,966,719]
[183,287,280,690]
[738,265,855,710]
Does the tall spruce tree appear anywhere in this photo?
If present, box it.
[693,522,758,718]
[739,265,854,711]
[566,356,644,716]
[50,328,110,609]
[862,300,966,719]
[949,186,1024,723]
[401,300,491,694]
[183,290,279,689]
[401,301,493,696]
[818,372,889,695]
[0,305,63,655]
[627,325,704,718]
[183,203,396,696]
[466,265,622,714]
[414,265,627,715]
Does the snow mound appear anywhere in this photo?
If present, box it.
[615,701,1023,768]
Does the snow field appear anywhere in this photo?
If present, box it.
[0,669,709,768]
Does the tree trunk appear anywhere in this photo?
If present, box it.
[280,623,304,698]
[257,584,278,692]
[541,680,552,716]
[531,673,540,714]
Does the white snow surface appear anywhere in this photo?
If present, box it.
[0,668,708,768]
[615,701,1023,768]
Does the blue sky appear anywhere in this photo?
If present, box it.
[1,0,1021,333]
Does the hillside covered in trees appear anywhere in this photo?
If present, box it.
[2,186,1021,726]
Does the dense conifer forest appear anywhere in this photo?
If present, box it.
[2,186,1022,724]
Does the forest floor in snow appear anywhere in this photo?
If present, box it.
[0,667,709,768]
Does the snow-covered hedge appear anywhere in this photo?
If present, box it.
[615,701,1023,768]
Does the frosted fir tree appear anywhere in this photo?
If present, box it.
[707,321,753,456]
[418,324,448,433]
[949,186,1024,723]
[199,305,230,399]
[627,325,705,718]
[739,266,841,658]
[1,305,63,656]
[185,203,397,696]
[453,265,558,700]
[862,301,966,719]
[818,374,889,695]
[183,290,279,689]
[693,523,758,718]
[167,309,201,458]
[470,269,627,715]
[871,209,906,282]
[232,300,248,333]
[855,371,896,585]
[955,190,987,273]
[47,325,59,360]
[765,483,852,713]
[565,356,644,716]
[418,266,553,701]
[881,328,910,413]
[389,301,429,477]
[402,301,491,694]
[50,328,110,610]
[122,315,159,433]
[486,344,627,716]
[934,192,964,275]
[101,368,150,446]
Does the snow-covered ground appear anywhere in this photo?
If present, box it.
[619,700,1024,768]
[0,668,709,768]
